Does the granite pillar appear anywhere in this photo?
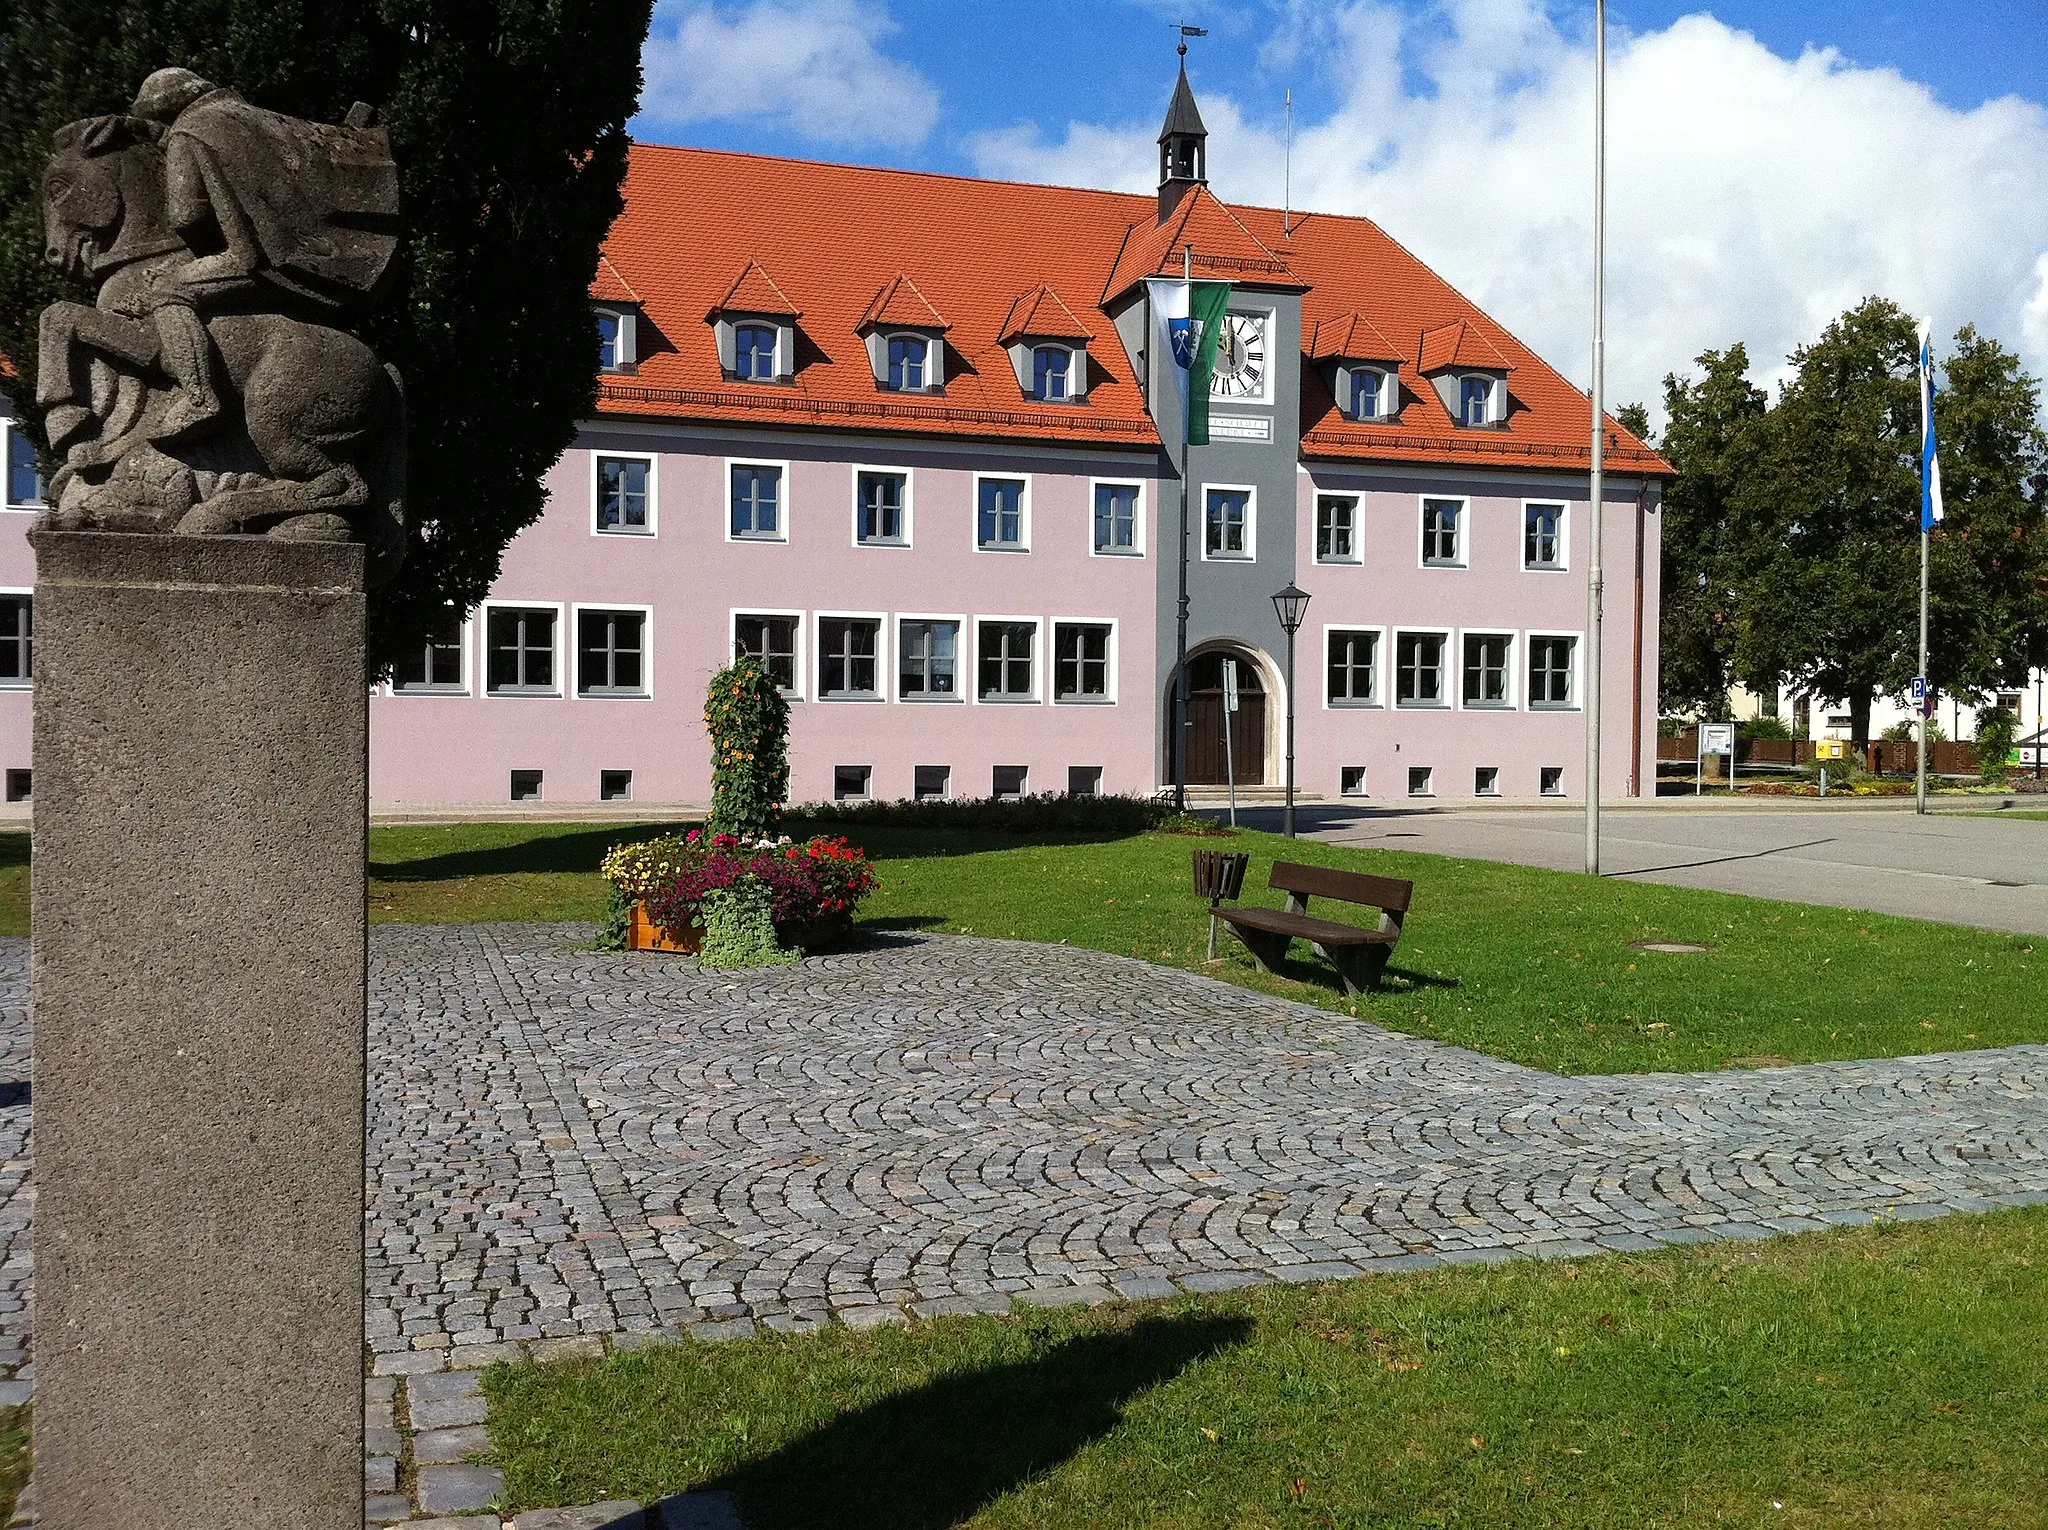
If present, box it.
[30,531,367,1529]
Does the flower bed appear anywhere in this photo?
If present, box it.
[601,830,878,952]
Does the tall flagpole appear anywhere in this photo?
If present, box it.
[1173,241,1193,813]
[1584,0,1607,874]
[1916,523,1929,813]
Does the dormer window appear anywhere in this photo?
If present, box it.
[1341,365,1395,422]
[734,324,777,381]
[594,307,636,371]
[1031,346,1071,401]
[887,335,929,391]
[1460,375,1494,426]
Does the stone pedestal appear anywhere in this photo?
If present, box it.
[29,532,367,1529]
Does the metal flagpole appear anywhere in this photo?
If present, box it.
[1916,516,1929,814]
[1173,242,1194,813]
[1584,0,1607,874]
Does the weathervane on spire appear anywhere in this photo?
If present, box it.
[1177,22,1207,58]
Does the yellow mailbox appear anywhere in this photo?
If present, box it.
[1816,739,1848,761]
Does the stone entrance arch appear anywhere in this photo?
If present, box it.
[1173,641,1280,786]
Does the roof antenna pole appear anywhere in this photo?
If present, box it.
[1284,89,1293,237]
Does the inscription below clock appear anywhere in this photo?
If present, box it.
[1212,311,1267,398]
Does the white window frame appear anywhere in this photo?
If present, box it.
[1200,482,1258,562]
[1209,308,1275,406]
[1392,626,1454,710]
[725,457,792,544]
[1321,623,1384,709]
[1088,477,1146,558]
[1,421,46,513]
[972,472,1033,554]
[570,602,654,701]
[1050,617,1118,705]
[590,451,658,538]
[0,587,31,691]
[1418,494,1468,569]
[1314,493,1362,565]
[895,612,967,703]
[1521,498,1569,572]
[850,465,913,549]
[1527,628,1584,711]
[1458,628,1517,711]
[478,600,566,700]
[729,607,806,701]
[973,614,1043,705]
[813,610,889,703]
[389,608,472,697]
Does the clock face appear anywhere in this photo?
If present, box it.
[1211,311,1267,398]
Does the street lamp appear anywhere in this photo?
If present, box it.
[1271,582,1311,838]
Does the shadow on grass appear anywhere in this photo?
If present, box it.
[711,1313,1251,1530]
[369,823,695,881]
[1228,946,1461,999]
[0,835,25,871]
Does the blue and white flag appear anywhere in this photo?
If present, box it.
[1918,318,1945,534]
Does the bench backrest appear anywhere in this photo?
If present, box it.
[1269,860,1413,913]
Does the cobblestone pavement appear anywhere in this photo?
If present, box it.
[364,923,2048,1367]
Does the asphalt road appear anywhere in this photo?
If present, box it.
[1273,802,2048,936]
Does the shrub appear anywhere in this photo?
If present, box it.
[794,792,1174,835]
[1976,705,2018,783]
[697,878,797,970]
[1737,716,1793,741]
[706,658,789,841]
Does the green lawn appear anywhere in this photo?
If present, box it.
[484,1205,2048,1530]
[2,817,2037,1074]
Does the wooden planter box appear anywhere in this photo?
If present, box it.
[626,903,853,955]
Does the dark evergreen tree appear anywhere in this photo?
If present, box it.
[0,0,654,667]
[1653,345,1768,717]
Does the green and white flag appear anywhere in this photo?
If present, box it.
[1149,277,1232,445]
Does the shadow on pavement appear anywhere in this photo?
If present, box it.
[710,1313,1252,1530]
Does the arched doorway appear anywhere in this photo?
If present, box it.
[1182,648,1267,786]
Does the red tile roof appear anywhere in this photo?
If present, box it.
[1307,312,1407,365]
[591,255,639,305]
[858,273,950,332]
[590,144,1669,473]
[713,261,801,318]
[1419,319,1513,374]
[998,285,1095,343]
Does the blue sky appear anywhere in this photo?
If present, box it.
[631,2,2048,417]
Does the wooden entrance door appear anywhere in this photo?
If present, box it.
[1184,652,1265,785]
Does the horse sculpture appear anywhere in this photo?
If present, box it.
[36,71,406,584]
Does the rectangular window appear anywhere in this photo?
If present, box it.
[992,765,1028,799]
[394,610,464,693]
[596,456,650,533]
[1340,766,1367,797]
[1204,487,1251,558]
[576,609,647,697]
[730,463,783,539]
[1475,765,1500,796]
[834,765,872,802]
[1540,765,1565,796]
[600,769,633,801]
[0,595,29,686]
[1395,632,1446,707]
[1326,629,1378,706]
[1462,633,1510,707]
[1053,623,1111,701]
[1460,375,1493,426]
[596,312,620,371]
[486,607,557,695]
[1408,766,1434,797]
[1347,367,1383,421]
[818,617,880,699]
[887,335,929,390]
[978,622,1035,700]
[509,769,543,801]
[1067,766,1103,797]
[1316,495,1359,563]
[977,477,1026,549]
[1093,482,1139,554]
[1421,499,1462,565]
[734,614,799,693]
[914,764,951,801]
[3,770,27,804]
[734,323,777,381]
[898,619,959,698]
[1032,346,1071,401]
[5,427,44,508]
[1524,502,1564,568]
[1529,636,1578,708]
[856,471,907,544]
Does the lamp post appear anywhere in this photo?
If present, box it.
[1272,582,1311,838]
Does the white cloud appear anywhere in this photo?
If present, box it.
[641,0,939,148]
[968,2,2048,425]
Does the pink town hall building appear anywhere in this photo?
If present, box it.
[0,67,1672,810]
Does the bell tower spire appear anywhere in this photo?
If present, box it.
[1158,32,1209,222]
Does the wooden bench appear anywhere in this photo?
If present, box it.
[1215,861,1413,995]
